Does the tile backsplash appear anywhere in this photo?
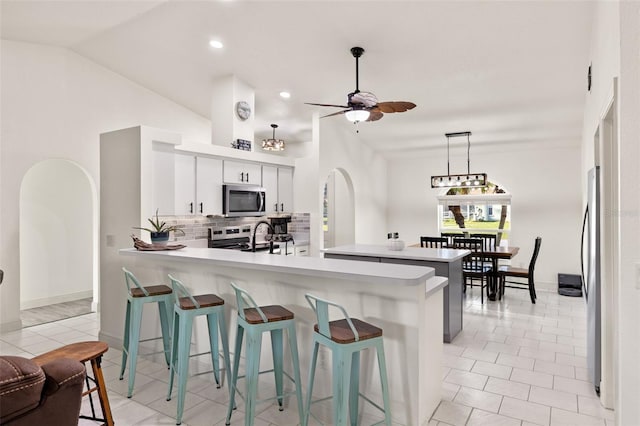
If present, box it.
[153,213,310,242]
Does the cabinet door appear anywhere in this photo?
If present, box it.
[277,167,294,213]
[262,165,278,214]
[151,144,175,216]
[196,156,223,216]
[223,160,262,185]
[175,153,196,215]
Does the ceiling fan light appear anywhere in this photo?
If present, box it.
[345,109,370,123]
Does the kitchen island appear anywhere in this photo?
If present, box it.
[324,244,469,343]
[103,247,447,425]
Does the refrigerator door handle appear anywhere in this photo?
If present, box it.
[581,205,589,301]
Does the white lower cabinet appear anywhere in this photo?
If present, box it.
[294,245,309,256]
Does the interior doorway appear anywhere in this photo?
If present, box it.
[322,168,355,249]
[19,159,98,326]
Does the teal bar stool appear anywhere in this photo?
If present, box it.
[166,275,232,425]
[119,267,173,398]
[304,294,392,426]
[225,283,305,426]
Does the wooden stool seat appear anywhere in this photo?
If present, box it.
[314,318,382,344]
[130,284,172,297]
[33,341,113,426]
[178,294,224,309]
[243,305,294,324]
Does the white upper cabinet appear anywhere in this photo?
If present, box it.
[223,160,262,185]
[196,157,223,216]
[262,165,278,214]
[151,142,177,216]
[278,167,294,213]
[262,165,293,214]
[175,154,223,216]
[174,153,196,215]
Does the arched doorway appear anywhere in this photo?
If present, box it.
[19,159,98,323]
[323,168,355,249]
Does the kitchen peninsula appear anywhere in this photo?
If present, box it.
[104,247,447,424]
[324,244,468,343]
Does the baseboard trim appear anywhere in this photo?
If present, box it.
[21,290,93,310]
[0,320,23,333]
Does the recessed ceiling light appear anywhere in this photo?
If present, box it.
[279,91,291,99]
[209,40,224,49]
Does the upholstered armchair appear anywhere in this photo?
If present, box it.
[0,355,85,425]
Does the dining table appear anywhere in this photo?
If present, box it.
[411,243,519,301]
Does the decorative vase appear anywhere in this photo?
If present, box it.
[150,231,170,245]
[387,239,405,251]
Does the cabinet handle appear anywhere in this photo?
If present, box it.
[240,172,245,182]
[281,203,284,212]
[189,202,193,214]
[275,203,278,212]
[199,202,203,214]
[246,172,249,182]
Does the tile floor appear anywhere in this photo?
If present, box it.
[0,288,614,425]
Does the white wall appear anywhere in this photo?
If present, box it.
[387,139,582,287]
[319,120,388,245]
[582,2,640,424]
[0,40,211,330]
[20,160,94,308]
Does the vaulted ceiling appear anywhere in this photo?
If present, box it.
[1,1,593,156]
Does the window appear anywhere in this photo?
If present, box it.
[437,183,511,245]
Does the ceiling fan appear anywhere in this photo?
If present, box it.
[305,46,416,124]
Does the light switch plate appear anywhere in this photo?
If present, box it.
[106,235,115,247]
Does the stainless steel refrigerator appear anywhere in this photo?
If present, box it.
[581,166,601,394]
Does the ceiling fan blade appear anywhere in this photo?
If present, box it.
[305,102,350,108]
[321,110,349,118]
[375,101,417,114]
[366,110,384,122]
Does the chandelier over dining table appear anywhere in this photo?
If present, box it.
[430,131,488,188]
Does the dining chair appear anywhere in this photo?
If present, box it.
[441,232,465,247]
[469,233,497,251]
[469,233,498,271]
[420,236,448,248]
[453,238,493,304]
[498,237,542,304]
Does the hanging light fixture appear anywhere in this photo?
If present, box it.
[262,124,285,151]
[430,131,488,188]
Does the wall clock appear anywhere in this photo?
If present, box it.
[235,101,251,120]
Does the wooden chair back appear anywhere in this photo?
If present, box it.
[452,238,484,271]
[469,233,497,251]
[420,236,448,248]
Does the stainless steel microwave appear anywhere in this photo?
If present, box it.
[222,185,266,217]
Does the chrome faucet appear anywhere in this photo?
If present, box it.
[251,221,275,253]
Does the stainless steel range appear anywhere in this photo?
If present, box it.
[208,225,280,253]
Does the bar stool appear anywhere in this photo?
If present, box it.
[166,275,232,425]
[304,294,391,426]
[225,283,305,426]
[120,267,173,398]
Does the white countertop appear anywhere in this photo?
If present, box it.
[324,244,469,262]
[120,247,444,292]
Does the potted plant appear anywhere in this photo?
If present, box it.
[134,209,185,245]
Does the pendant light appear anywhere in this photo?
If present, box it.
[262,124,285,151]
[430,131,488,188]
